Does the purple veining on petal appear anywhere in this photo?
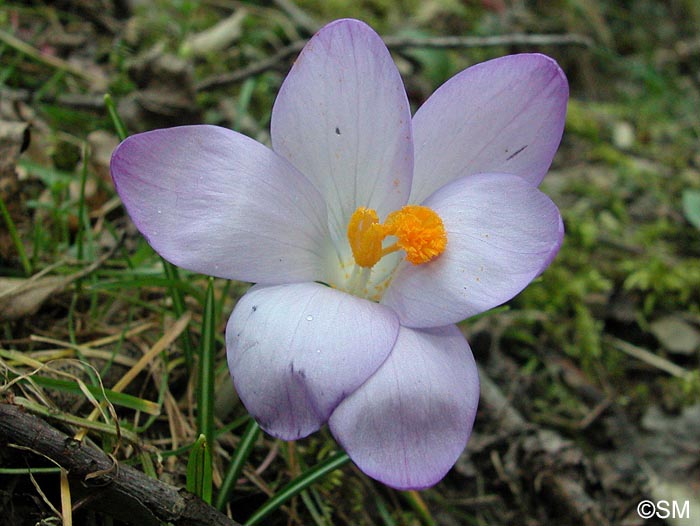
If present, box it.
[382,172,563,328]
[271,19,414,246]
[110,125,330,284]
[410,53,569,203]
[329,324,479,490]
[226,282,399,440]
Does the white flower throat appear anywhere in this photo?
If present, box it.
[331,204,447,300]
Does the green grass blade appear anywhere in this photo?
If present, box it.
[300,489,328,526]
[215,414,251,437]
[682,189,700,230]
[197,277,216,449]
[244,451,351,526]
[12,397,140,443]
[0,193,32,275]
[216,419,260,510]
[375,494,397,526]
[186,434,213,504]
[18,159,76,189]
[89,276,203,299]
[76,141,91,263]
[162,259,195,370]
[1,366,160,415]
[140,450,157,479]
[104,93,127,141]
[402,490,436,526]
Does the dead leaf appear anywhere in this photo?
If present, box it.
[0,276,70,321]
[640,404,700,479]
[119,45,202,130]
[87,130,119,184]
[0,244,119,321]
[0,120,30,198]
[180,9,247,57]
[0,120,30,264]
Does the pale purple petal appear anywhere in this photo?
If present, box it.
[111,125,329,283]
[226,282,399,440]
[329,324,479,490]
[382,173,563,328]
[271,19,413,244]
[410,54,568,203]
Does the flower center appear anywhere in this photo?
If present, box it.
[347,205,447,268]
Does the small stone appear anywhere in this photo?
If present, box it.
[612,120,635,150]
[650,316,700,355]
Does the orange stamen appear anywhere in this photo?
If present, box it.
[347,204,447,268]
[347,207,385,268]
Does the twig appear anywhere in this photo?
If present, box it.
[608,336,692,379]
[0,29,102,85]
[383,32,595,50]
[477,368,611,526]
[0,403,243,526]
[0,237,121,301]
[62,0,123,34]
[272,0,319,35]
[196,31,594,91]
[477,365,528,433]
[196,41,304,91]
[1,88,107,110]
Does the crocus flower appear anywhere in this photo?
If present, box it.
[110,18,567,489]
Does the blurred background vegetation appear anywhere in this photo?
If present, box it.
[1,1,699,525]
